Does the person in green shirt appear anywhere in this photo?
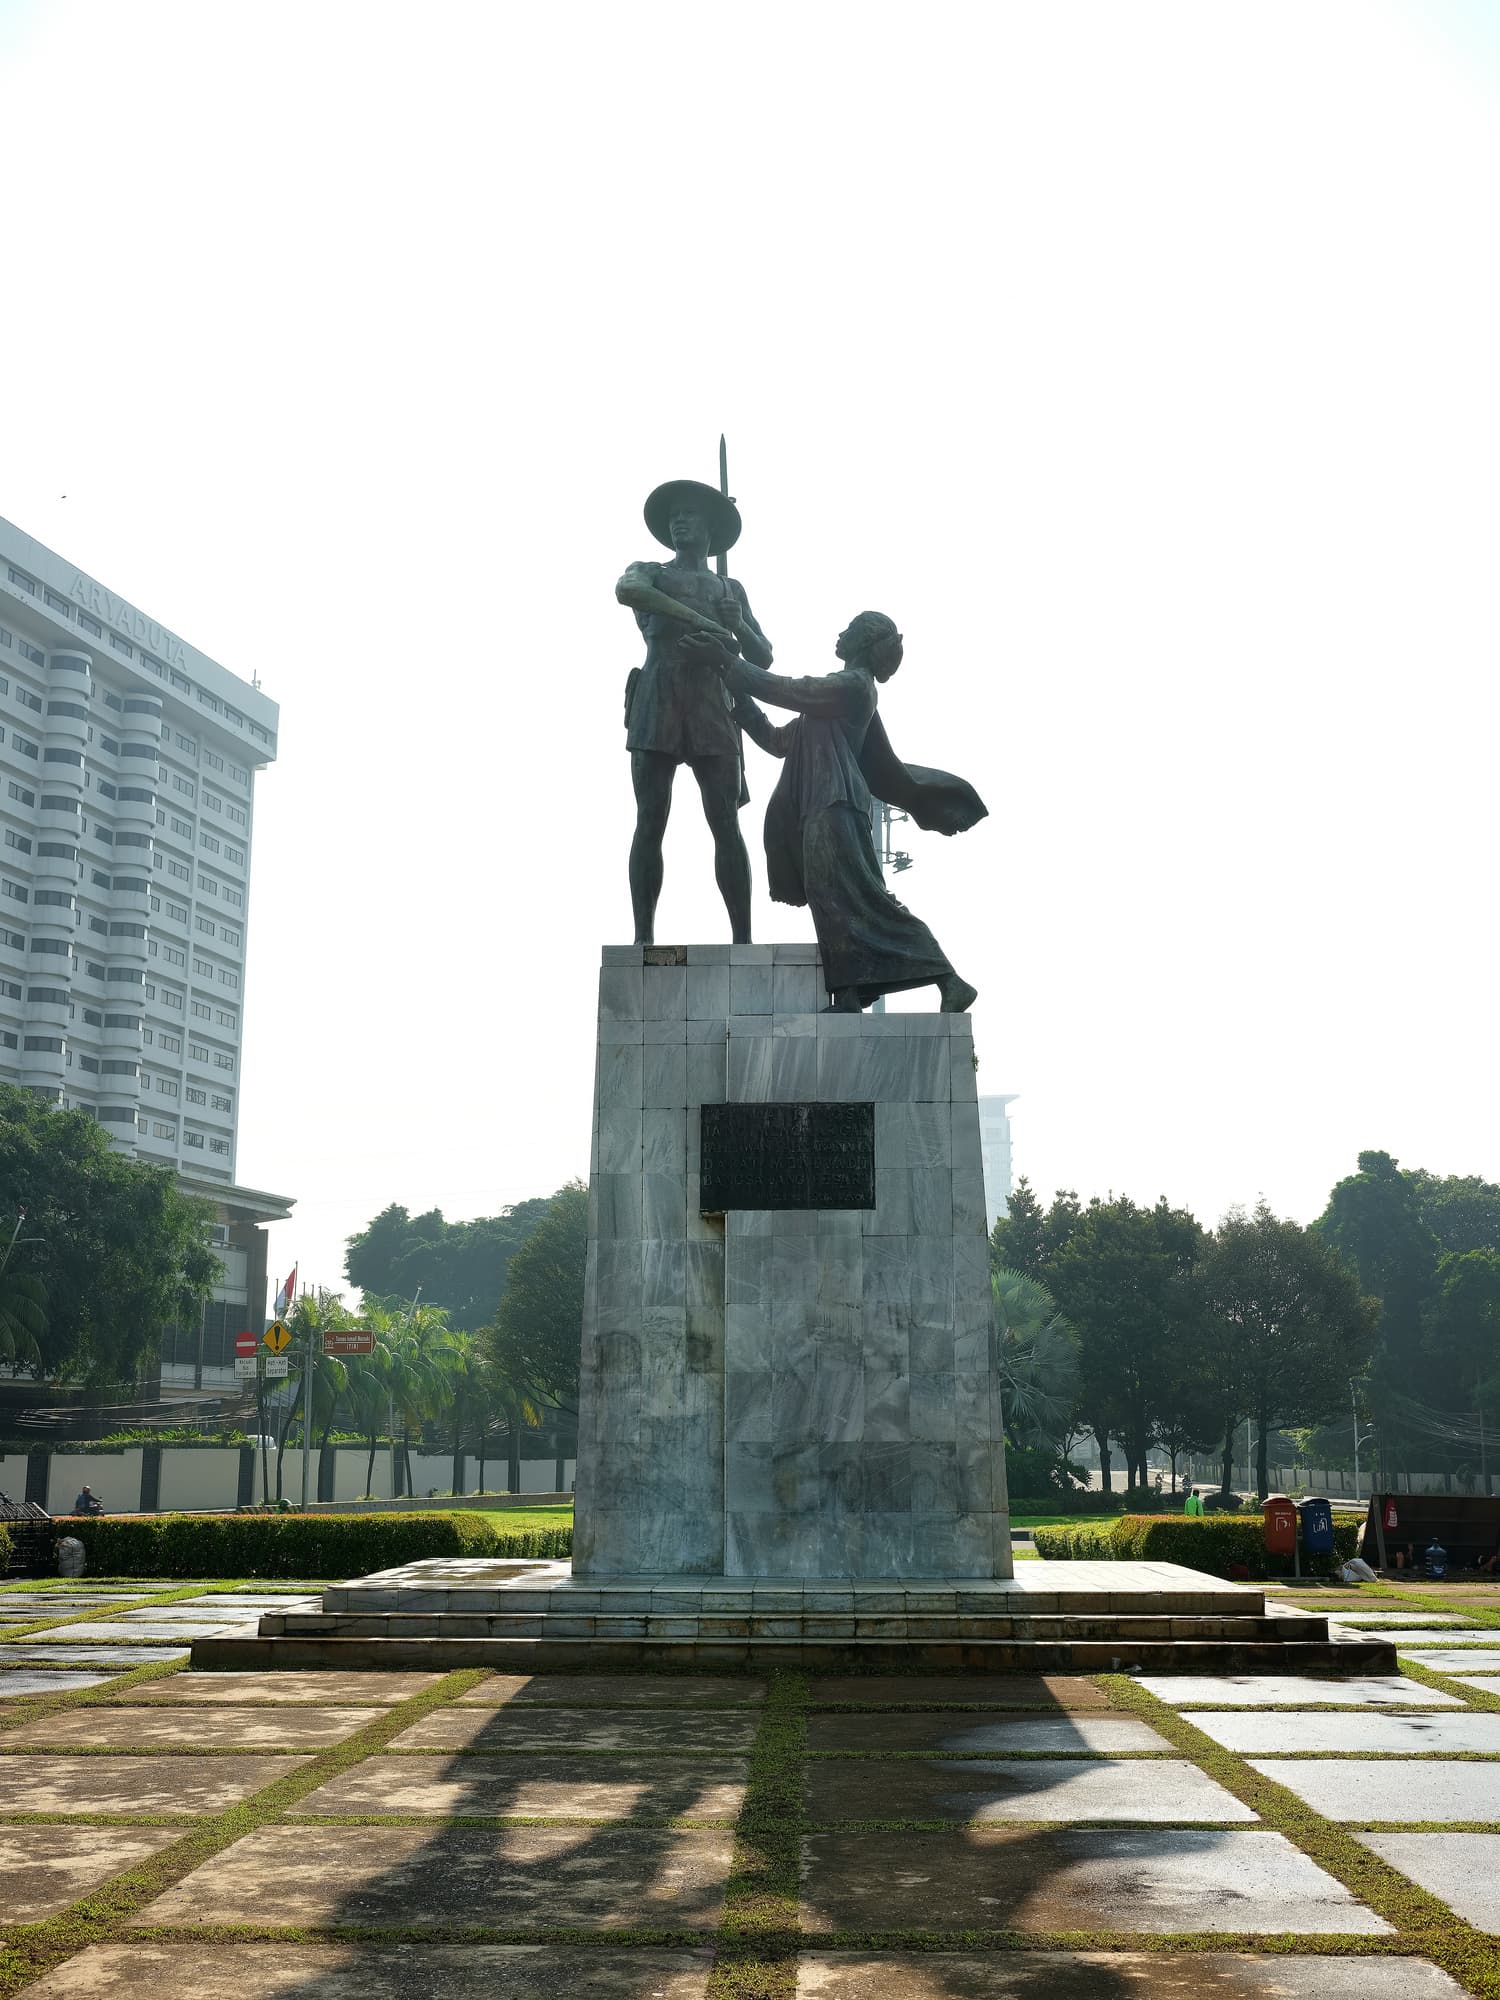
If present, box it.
[1184,1487,1205,1517]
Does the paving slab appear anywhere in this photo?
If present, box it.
[0,1753,308,1815]
[1192,1710,1500,1753]
[174,1595,321,1608]
[809,1715,1171,1755]
[1321,1611,1482,1627]
[0,1601,141,1618]
[0,1645,190,1668]
[801,1827,1388,1932]
[796,1951,1464,1995]
[455,1674,766,1707]
[806,1757,1254,1824]
[390,1706,759,1753]
[298,1753,747,1821]
[0,1826,181,1921]
[1402,1650,1500,1671]
[4,1705,378,1749]
[808,1676,1109,1708]
[37,1621,245,1640]
[1140,1674,1459,1707]
[1358,1831,1500,1930]
[0,1670,114,1698]
[137,1823,733,1928]
[18,1945,716,1998]
[115,1605,269,1623]
[1376,1632,1500,1648]
[1252,1758,1500,1822]
[124,1670,442,1704]
[1448,1675,1500,1696]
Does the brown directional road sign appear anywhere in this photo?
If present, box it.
[323,1330,376,1356]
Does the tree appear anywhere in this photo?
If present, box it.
[1205,1201,1379,1497]
[0,1208,45,1372]
[992,1267,1079,1451]
[1048,1196,1203,1493]
[0,1085,217,1382]
[482,1183,588,1412]
[1423,1249,1500,1418]
[344,1198,555,1332]
[990,1179,1081,1279]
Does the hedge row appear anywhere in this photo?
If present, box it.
[59,1511,572,1579]
[1032,1513,1359,1578]
[0,1522,11,1571]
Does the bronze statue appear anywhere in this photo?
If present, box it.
[616,480,773,944]
[690,612,985,1011]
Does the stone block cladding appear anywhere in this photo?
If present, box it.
[572,944,1011,1581]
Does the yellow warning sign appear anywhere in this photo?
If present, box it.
[263,1320,292,1353]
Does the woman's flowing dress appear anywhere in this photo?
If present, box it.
[728,661,968,1008]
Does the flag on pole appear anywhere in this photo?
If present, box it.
[274,1264,297,1317]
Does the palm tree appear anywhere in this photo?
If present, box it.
[360,1295,452,1497]
[993,1266,1080,1450]
[0,1209,45,1374]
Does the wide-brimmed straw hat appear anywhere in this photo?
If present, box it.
[644,479,742,557]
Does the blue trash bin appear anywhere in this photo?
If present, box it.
[1300,1496,1335,1558]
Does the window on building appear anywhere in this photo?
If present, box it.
[199,834,219,854]
[29,938,70,955]
[211,1091,233,1113]
[190,1000,210,1020]
[171,816,191,837]
[210,1137,230,1154]
[34,890,73,907]
[213,1052,235,1072]
[23,1036,63,1053]
[159,1032,181,1053]
[223,886,243,908]
[198,875,217,895]
[153,1122,176,1140]
[194,956,213,976]
[162,945,186,967]
[6,832,33,855]
[156,1078,179,1097]
[196,915,215,935]
[0,927,25,951]
[186,1085,206,1104]
[219,969,239,990]
[168,859,190,881]
[1,880,27,902]
[14,687,43,713]
[78,1054,99,1072]
[184,1130,205,1149]
[162,989,183,1010]
[0,978,19,1000]
[204,792,222,812]
[189,1041,209,1061]
[7,782,35,806]
[13,735,39,758]
[215,1008,237,1028]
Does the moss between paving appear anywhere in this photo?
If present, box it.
[7,1591,1500,1997]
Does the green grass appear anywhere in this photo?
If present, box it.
[446,1505,574,1530]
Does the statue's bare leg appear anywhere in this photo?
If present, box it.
[692,755,753,944]
[629,751,676,945]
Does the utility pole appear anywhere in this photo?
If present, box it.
[300,1285,313,1509]
[1351,1379,1361,1504]
[390,1286,421,1501]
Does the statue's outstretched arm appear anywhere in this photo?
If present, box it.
[734,694,794,757]
[616,563,737,644]
[724,657,855,720]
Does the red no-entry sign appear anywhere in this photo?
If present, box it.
[234,1331,259,1358]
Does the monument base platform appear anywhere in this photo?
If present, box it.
[190,1559,1396,1676]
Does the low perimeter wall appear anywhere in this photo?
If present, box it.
[0,1446,576,1515]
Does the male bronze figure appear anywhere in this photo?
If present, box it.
[617,480,773,944]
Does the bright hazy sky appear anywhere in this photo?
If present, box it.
[2,2,1497,1301]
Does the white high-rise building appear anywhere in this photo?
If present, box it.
[1,517,293,1385]
[978,1093,1017,1233]
[0,515,277,1171]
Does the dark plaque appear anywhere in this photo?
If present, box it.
[699,1102,876,1212]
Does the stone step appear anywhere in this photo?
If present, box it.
[325,1585,1268,1616]
[258,1610,1329,1643]
[190,1631,1395,1675]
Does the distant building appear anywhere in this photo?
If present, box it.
[978,1094,1017,1233]
[0,514,293,1396]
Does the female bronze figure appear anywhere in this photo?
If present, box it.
[689,612,986,1012]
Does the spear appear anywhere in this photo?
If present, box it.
[716,433,730,581]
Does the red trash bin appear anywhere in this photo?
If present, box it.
[1263,1495,1298,1558]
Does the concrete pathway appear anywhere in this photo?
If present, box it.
[4,1577,1500,1994]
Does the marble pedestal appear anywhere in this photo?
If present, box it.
[571,943,1012,1581]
